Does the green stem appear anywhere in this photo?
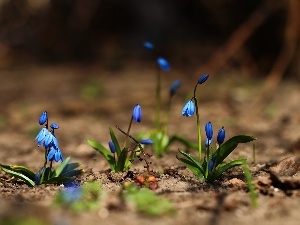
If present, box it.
[155,67,161,130]
[123,116,133,149]
[193,83,202,163]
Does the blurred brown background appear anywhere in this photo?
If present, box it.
[0,0,299,78]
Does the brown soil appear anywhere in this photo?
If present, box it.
[0,64,300,225]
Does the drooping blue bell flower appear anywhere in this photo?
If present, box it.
[205,122,213,140]
[39,111,48,125]
[108,141,116,154]
[47,146,64,162]
[144,41,154,50]
[169,80,182,97]
[182,100,195,117]
[132,104,142,123]
[50,123,59,129]
[35,128,49,147]
[157,57,170,71]
[217,127,225,145]
[198,74,209,84]
[140,139,153,145]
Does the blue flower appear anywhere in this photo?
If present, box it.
[50,123,59,129]
[157,57,170,71]
[35,128,49,147]
[208,155,217,172]
[182,100,195,117]
[47,146,64,162]
[217,127,225,145]
[39,111,48,125]
[43,131,54,149]
[108,141,116,154]
[140,139,153,145]
[205,122,213,140]
[144,41,154,50]
[169,80,182,97]
[61,187,83,204]
[132,104,142,123]
[205,138,212,147]
[198,74,209,84]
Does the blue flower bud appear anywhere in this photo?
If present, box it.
[169,80,182,97]
[144,41,154,50]
[182,100,195,117]
[208,155,217,172]
[157,57,170,71]
[39,111,48,125]
[217,127,225,145]
[132,104,142,123]
[205,138,212,147]
[50,123,59,129]
[35,167,44,185]
[108,141,116,154]
[140,139,153,145]
[198,74,209,84]
[205,122,213,140]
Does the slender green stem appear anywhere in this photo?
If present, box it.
[123,116,133,149]
[113,153,117,171]
[155,67,161,130]
[193,83,202,163]
[205,145,209,178]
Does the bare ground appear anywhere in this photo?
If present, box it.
[0,64,300,225]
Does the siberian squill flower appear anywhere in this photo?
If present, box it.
[108,141,116,154]
[132,104,142,123]
[198,74,209,84]
[182,100,195,117]
[144,41,154,50]
[217,127,225,145]
[205,122,213,141]
[39,111,48,125]
[140,139,153,145]
[47,146,63,162]
[157,57,170,71]
[169,80,182,97]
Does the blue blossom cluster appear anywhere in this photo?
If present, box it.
[35,111,63,162]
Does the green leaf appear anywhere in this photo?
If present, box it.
[61,169,84,177]
[0,165,35,187]
[206,159,246,183]
[109,127,122,157]
[52,157,71,177]
[213,135,256,167]
[87,139,115,170]
[177,150,204,178]
[0,164,35,180]
[116,148,128,172]
[61,162,81,174]
[43,176,73,184]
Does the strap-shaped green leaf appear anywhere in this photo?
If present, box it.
[52,157,71,177]
[87,139,115,170]
[206,159,246,183]
[61,162,81,174]
[109,127,122,157]
[0,165,35,187]
[43,176,73,184]
[61,169,84,177]
[1,164,35,180]
[212,135,256,167]
[116,148,128,172]
[177,150,204,178]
